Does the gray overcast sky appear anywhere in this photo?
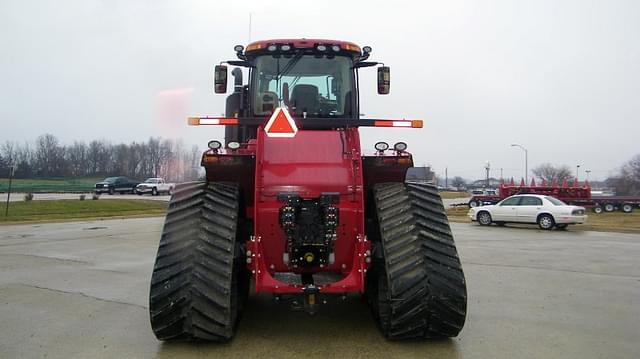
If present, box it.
[1,0,639,181]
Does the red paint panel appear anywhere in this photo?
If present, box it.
[251,127,369,294]
[260,131,355,197]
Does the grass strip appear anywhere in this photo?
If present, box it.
[1,199,167,224]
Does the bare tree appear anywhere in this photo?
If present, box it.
[157,139,174,179]
[532,163,573,183]
[86,139,113,176]
[112,144,130,176]
[0,153,7,177]
[607,154,640,195]
[451,176,467,190]
[184,145,202,181]
[146,137,162,177]
[1,141,15,177]
[3,134,203,181]
[13,142,34,177]
[1,141,16,165]
[87,140,102,175]
[65,141,87,177]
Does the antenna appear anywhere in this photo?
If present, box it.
[248,12,252,43]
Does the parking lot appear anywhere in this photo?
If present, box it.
[0,217,638,359]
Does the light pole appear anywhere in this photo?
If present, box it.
[510,144,528,183]
[484,161,491,189]
[576,164,580,182]
[445,167,448,190]
[585,170,591,181]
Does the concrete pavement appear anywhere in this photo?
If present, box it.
[0,218,638,358]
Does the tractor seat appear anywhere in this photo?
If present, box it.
[290,84,319,115]
[256,91,278,115]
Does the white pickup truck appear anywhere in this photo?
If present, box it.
[134,178,175,196]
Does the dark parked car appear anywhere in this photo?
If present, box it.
[95,176,140,195]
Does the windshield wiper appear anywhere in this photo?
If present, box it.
[277,50,304,80]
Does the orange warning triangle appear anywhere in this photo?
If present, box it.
[265,107,298,137]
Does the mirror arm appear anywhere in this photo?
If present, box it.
[222,60,254,68]
[353,61,380,69]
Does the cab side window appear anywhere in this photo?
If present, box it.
[520,197,542,206]
[500,197,521,206]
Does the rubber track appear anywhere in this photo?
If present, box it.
[149,181,241,342]
[370,182,467,339]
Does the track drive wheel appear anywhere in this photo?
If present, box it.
[149,182,248,342]
[366,182,467,339]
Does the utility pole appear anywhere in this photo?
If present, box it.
[445,167,448,189]
[484,161,491,189]
[510,144,528,183]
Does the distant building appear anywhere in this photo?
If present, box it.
[407,167,435,182]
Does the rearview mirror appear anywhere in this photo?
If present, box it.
[377,66,390,95]
[214,65,228,93]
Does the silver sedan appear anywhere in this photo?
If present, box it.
[468,194,587,230]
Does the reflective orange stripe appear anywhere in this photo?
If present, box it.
[374,120,423,128]
[187,117,239,126]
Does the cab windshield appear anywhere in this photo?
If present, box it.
[252,54,354,118]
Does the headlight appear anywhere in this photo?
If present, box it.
[393,142,408,152]
[208,140,222,150]
[374,141,389,152]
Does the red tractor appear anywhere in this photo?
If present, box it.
[149,39,467,341]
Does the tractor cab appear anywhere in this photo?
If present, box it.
[211,39,391,142]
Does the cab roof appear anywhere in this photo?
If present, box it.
[246,38,361,54]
